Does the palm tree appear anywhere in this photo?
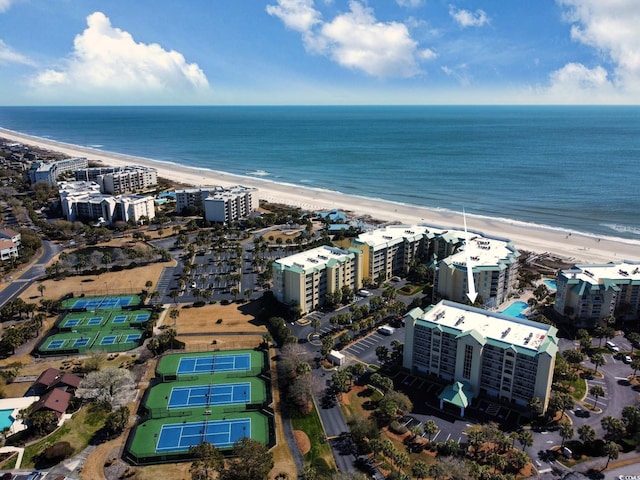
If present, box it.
[423,419,438,442]
[590,352,606,374]
[604,441,620,469]
[589,385,605,409]
[578,424,596,445]
[631,358,640,377]
[559,421,574,448]
[169,308,180,326]
[311,318,321,333]
[518,430,534,451]
[37,283,46,297]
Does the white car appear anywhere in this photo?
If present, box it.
[623,355,633,364]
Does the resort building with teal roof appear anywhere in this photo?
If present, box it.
[554,261,640,326]
[272,245,362,314]
[403,300,558,413]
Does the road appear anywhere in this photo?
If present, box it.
[0,240,62,309]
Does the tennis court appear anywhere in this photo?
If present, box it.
[112,315,129,324]
[156,418,251,453]
[40,331,99,353]
[46,339,65,350]
[125,333,142,343]
[156,350,264,381]
[100,335,118,346]
[60,314,105,329]
[73,337,91,348]
[177,354,251,375]
[168,383,251,409]
[62,294,141,310]
[134,313,150,323]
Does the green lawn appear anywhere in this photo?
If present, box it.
[291,403,334,468]
[21,405,107,468]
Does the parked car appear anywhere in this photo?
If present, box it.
[623,355,633,364]
[605,341,620,353]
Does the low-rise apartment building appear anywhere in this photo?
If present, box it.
[403,300,557,413]
[29,157,88,185]
[59,181,155,225]
[272,245,362,314]
[554,261,640,326]
[74,165,157,194]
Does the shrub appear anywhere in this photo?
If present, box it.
[389,420,408,435]
[40,441,73,466]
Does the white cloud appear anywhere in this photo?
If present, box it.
[449,5,490,28]
[31,12,209,100]
[0,0,16,13]
[396,0,423,7]
[547,0,640,101]
[266,0,322,32]
[441,64,471,86]
[0,39,34,66]
[267,0,434,78]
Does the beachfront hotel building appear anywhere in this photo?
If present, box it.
[435,234,520,309]
[403,300,558,413]
[59,181,155,225]
[29,157,89,186]
[175,186,257,217]
[272,245,362,314]
[554,261,640,326]
[203,186,257,224]
[74,165,158,195]
[351,225,431,283]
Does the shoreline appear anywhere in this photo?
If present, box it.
[2,126,640,264]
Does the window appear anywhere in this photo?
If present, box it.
[463,344,473,379]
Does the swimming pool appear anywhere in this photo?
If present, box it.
[543,279,557,290]
[499,301,528,319]
[0,408,14,430]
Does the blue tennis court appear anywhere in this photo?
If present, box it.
[63,319,80,327]
[100,335,117,345]
[70,296,135,310]
[134,313,150,322]
[124,334,141,343]
[156,418,251,452]
[112,315,128,324]
[87,317,103,325]
[177,354,251,375]
[168,383,251,409]
[73,337,90,348]
[47,339,65,349]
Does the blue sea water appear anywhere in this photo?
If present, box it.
[0,105,639,240]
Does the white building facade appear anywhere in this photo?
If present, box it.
[203,186,257,224]
[436,234,520,308]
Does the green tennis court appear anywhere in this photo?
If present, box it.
[144,377,267,418]
[61,294,142,311]
[157,350,264,380]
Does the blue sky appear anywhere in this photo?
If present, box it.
[0,0,638,105]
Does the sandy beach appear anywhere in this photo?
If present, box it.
[2,127,640,264]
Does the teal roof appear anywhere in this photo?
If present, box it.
[439,381,471,408]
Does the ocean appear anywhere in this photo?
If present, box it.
[0,106,638,240]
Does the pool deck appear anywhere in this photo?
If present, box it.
[0,396,40,435]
